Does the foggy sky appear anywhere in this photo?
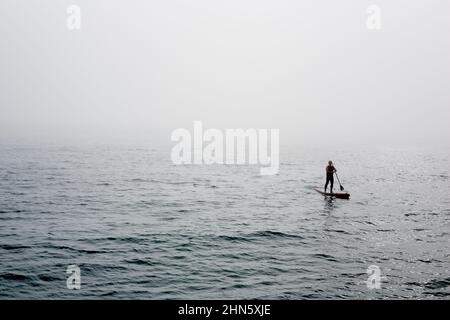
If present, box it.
[1,0,449,147]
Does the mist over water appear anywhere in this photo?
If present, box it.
[1,1,450,147]
[1,145,449,299]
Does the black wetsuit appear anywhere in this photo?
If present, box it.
[324,165,336,193]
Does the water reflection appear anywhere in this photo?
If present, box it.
[323,196,335,213]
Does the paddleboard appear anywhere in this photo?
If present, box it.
[314,188,350,199]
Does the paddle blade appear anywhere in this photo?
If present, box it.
[340,185,344,191]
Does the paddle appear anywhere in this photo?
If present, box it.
[335,173,345,191]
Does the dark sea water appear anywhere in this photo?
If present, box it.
[0,144,449,299]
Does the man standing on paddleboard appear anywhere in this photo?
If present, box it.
[324,161,337,193]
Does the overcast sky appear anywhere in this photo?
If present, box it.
[1,0,449,147]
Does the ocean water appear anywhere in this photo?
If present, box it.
[0,144,449,299]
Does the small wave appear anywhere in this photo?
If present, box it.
[417,258,442,264]
[175,243,193,252]
[424,291,450,297]
[216,235,252,243]
[250,230,304,240]
[404,213,418,217]
[0,272,33,281]
[0,244,31,250]
[76,248,111,254]
[218,252,254,260]
[46,244,112,254]
[324,228,352,235]
[217,230,304,243]
[168,181,195,185]
[311,253,339,262]
[231,283,248,289]
[405,281,421,287]
[98,290,120,297]
[130,178,149,182]
[80,236,146,244]
[125,258,156,266]
[143,178,194,186]
[431,174,448,180]
[97,182,111,186]
[424,277,450,290]
[38,274,61,282]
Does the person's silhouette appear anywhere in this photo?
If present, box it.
[324,161,337,193]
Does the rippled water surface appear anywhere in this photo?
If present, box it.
[0,145,449,299]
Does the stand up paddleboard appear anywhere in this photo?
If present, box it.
[314,188,350,199]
